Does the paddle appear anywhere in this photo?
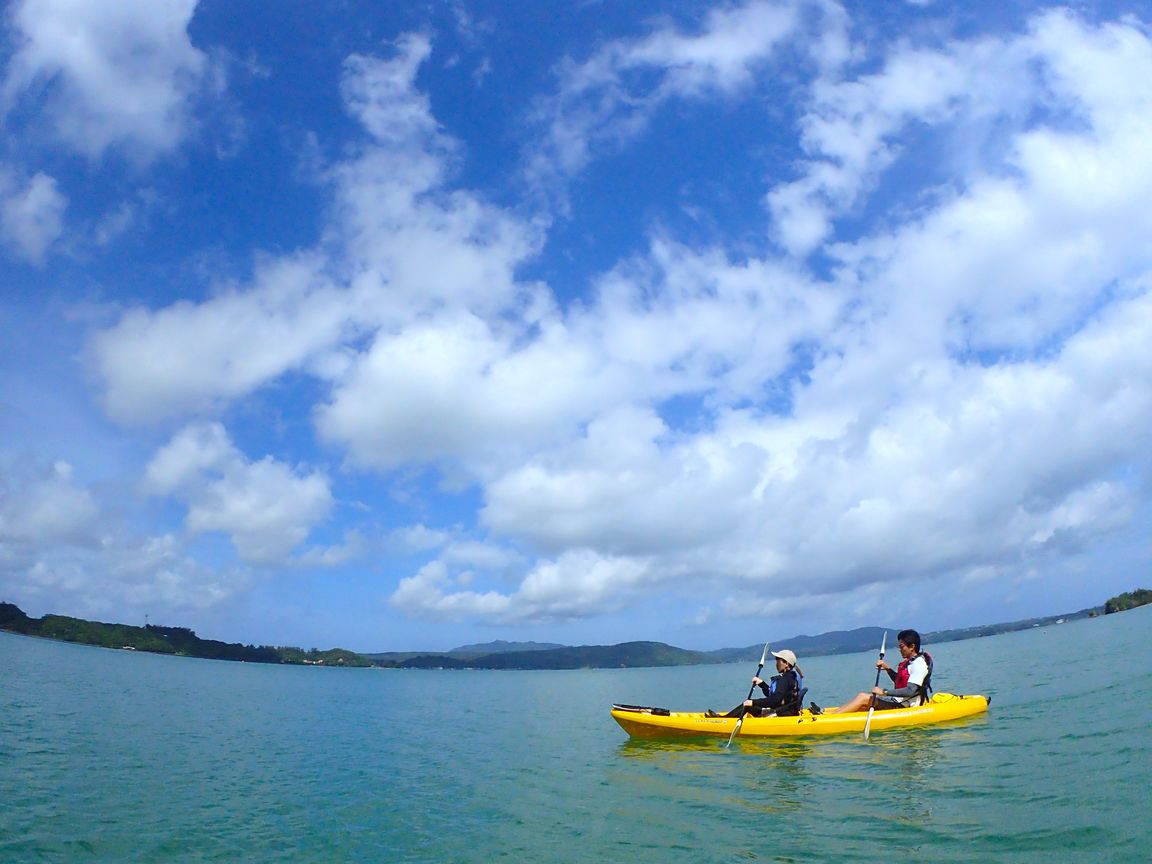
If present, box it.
[725,642,770,748]
[863,630,888,741]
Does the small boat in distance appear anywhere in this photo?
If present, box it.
[611,692,990,739]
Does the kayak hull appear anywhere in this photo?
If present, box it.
[611,692,989,739]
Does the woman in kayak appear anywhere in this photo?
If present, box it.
[824,629,932,714]
[706,649,804,718]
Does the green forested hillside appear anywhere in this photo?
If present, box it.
[2,589,1137,671]
[0,603,370,667]
[1104,588,1152,613]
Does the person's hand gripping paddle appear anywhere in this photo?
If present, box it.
[725,642,769,748]
[863,631,888,741]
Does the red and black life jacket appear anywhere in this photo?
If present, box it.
[894,651,934,703]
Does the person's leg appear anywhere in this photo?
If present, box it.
[870,697,904,712]
[721,697,771,718]
[830,694,906,714]
[825,692,872,714]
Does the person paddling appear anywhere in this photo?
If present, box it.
[707,649,805,718]
[824,629,932,714]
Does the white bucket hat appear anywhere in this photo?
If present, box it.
[771,649,797,667]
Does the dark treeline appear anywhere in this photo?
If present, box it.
[0,603,370,667]
[3,589,1146,671]
[1104,588,1152,614]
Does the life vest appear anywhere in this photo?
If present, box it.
[894,651,933,702]
[767,669,804,715]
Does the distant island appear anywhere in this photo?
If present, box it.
[0,602,371,667]
[2,588,1147,670]
[1103,588,1152,614]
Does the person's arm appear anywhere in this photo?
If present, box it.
[878,681,919,699]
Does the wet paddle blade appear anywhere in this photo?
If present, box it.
[863,631,887,741]
[725,715,744,748]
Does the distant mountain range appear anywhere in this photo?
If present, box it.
[451,639,567,655]
[3,595,1139,670]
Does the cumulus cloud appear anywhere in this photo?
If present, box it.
[14,534,254,619]
[0,460,97,544]
[406,283,1152,622]
[143,422,334,565]
[91,34,543,428]
[0,169,66,262]
[325,39,543,316]
[767,36,1030,256]
[0,458,251,619]
[384,11,1152,624]
[1,0,213,159]
[91,253,362,424]
[73,9,1152,635]
[391,549,651,623]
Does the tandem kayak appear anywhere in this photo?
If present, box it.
[611,692,990,739]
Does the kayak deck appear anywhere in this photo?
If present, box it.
[611,692,989,739]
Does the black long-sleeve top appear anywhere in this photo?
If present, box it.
[754,669,802,710]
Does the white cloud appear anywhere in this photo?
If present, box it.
[327,41,543,316]
[397,283,1152,621]
[91,34,543,428]
[392,523,452,553]
[91,253,362,424]
[385,13,1152,625]
[766,10,1152,262]
[0,460,96,544]
[73,11,1152,634]
[143,422,334,565]
[12,533,255,620]
[0,457,253,619]
[340,35,438,147]
[483,405,760,557]
[2,0,213,159]
[390,549,650,623]
[527,0,841,188]
[316,311,581,471]
[0,169,66,262]
[767,36,1031,256]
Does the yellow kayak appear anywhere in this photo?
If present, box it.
[611,692,989,739]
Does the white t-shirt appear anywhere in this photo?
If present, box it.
[895,654,929,707]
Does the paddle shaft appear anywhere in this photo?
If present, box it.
[725,643,769,748]
[742,666,765,703]
[863,631,888,741]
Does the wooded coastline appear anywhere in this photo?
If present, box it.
[2,590,1146,670]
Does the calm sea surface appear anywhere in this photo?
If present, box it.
[2,606,1150,863]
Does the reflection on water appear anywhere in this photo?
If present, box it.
[616,735,809,758]
[609,698,1011,835]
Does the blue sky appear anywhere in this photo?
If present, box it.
[2,0,1150,653]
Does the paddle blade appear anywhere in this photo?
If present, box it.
[864,631,887,741]
[758,642,770,668]
[725,716,744,748]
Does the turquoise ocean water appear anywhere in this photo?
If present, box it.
[2,605,1149,863]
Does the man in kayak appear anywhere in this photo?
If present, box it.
[706,649,805,718]
[823,629,932,714]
